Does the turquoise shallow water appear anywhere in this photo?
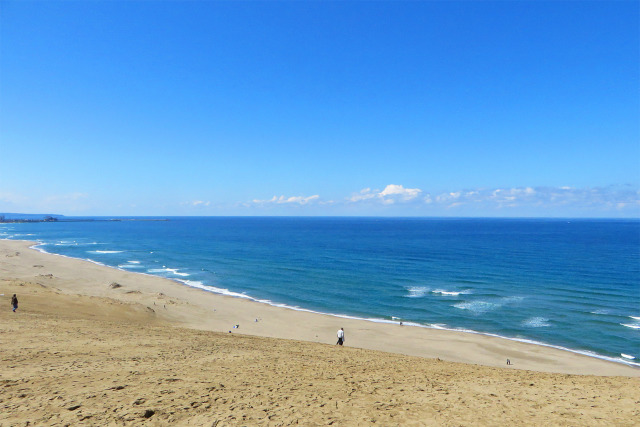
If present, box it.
[1,217,638,367]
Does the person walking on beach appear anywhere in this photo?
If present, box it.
[11,294,18,312]
[336,327,345,346]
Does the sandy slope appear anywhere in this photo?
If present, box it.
[1,281,639,426]
[0,239,639,425]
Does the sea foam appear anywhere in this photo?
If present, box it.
[432,289,471,296]
[147,267,190,277]
[454,296,523,314]
[523,317,551,328]
[453,301,501,314]
[118,264,143,269]
[405,286,429,298]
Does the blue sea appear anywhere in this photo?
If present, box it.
[1,217,638,367]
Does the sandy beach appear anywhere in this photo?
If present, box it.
[1,239,638,425]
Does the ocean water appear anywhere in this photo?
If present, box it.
[1,217,638,367]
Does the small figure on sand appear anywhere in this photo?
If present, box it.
[11,294,18,312]
[507,359,511,365]
[336,327,345,346]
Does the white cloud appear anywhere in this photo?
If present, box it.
[253,194,320,205]
[489,187,537,205]
[344,184,639,215]
[349,184,422,205]
[436,192,462,205]
[349,188,378,202]
[379,184,422,200]
[180,200,211,208]
[432,185,640,213]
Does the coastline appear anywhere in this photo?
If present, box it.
[1,239,637,377]
[175,277,639,371]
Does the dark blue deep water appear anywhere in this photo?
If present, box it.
[2,217,638,366]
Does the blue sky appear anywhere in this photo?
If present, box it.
[1,0,638,217]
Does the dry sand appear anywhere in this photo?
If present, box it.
[1,239,638,425]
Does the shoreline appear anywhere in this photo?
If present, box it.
[174,275,639,370]
[29,240,640,371]
[2,238,638,377]
[24,237,640,371]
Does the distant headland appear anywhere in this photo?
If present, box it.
[0,214,168,223]
[0,214,60,223]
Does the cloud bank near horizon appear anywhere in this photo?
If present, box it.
[191,184,639,216]
[1,184,638,217]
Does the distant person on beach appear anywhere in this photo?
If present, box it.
[11,294,18,312]
[336,328,345,346]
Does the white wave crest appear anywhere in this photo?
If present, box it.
[620,323,640,330]
[178,280,249,299]
[432,289,471,296]
[523,317,551,328]
[147,267,190,277]
[89,250,123,254]
[621,353,635,360]
[630,316,640,321]
[405,286,429,298]
[429,323,449,330]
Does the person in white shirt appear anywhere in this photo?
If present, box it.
[336,328,345,346]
